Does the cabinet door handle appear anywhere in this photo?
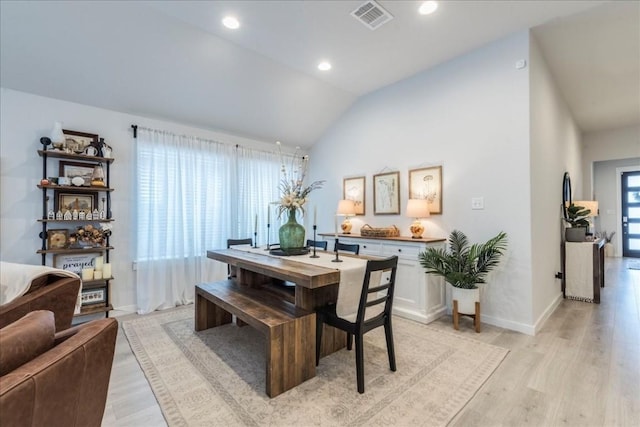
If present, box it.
[363,245,367,249]
[398,249,402,252]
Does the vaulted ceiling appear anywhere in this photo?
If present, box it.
[1,1,638,146]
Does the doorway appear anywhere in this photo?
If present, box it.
[621,170,640,258]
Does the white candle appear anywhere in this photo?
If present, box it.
[254,214,258,232]
[314,205,317,226]
[93,270,103,280]
[82,268,94,281]
[94,256,104,271]
[267,205,271,224]
[334,215,338,238]
[102,263,112,279]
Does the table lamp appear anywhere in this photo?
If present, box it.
[336,199,356,234]
[406,199,430,239]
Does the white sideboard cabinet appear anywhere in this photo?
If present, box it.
[320,233,447,324]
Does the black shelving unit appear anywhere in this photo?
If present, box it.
[37,148,115,317]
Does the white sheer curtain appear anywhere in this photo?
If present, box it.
[135,128,235,314]
[236,146,283,246]
[134,129,290,314]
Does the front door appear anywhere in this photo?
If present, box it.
[622,171,640,258]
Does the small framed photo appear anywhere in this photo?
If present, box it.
[81,288,106,305]
[47,229,69,249]
[373,171,400,215]
[409,166,443,214]
[63,129,98,155]
[55,191,98,213]
[59,161,94,187]
[343,176,366,215]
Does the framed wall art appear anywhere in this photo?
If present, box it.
[343,176,366,215]
[47,229,69,250]
[409,165,443,214]
[373,171,400,215]
[63,129,98,155]
[54,191,98,213]
[53,253,96,274]
[81,288,106,305]
[59,161,94,186]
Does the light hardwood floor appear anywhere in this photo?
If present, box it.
[102,257,639,426]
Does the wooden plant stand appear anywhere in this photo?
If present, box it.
[452,300,481,333]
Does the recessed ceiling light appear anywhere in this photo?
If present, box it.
[222,16,240,29]
[418,1,438,15]
[318,61,332,71]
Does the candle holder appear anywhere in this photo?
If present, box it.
[253,231,258,248]
[264,223,271,251]
[310,225,319,258]
[332,237,342,263]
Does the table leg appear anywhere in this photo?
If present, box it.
[295,284,346,357]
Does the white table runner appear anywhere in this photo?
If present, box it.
[234,245,369,320]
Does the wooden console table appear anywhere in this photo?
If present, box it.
[562,239,605,303]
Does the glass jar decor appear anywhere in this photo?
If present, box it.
[279,209,305,252]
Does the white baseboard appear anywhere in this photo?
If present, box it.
[111,304,137,316]
[393,306,447,324]
[532,292,563,334]
[480,313,536,336]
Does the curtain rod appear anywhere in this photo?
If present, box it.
[130,123,305,157]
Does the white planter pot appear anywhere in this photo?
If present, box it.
[604,243,614,257]
[451,286,480,315]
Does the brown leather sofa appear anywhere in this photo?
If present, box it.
[0,310,118,427]
[0,275,81,331]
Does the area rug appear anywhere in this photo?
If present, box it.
[123,305,508,427]
[628,261,640,270]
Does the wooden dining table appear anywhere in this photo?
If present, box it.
[206,248,350,356]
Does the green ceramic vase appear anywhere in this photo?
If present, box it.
[279,209,305,252]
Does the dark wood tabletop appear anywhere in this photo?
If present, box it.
[206,249,341,289]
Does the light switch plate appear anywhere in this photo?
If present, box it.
[472,197,484,210]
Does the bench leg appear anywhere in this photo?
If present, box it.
[265,313,316,398]
[195,293,232,331]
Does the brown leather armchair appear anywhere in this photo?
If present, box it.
[0,310,118,427]
[0,275,81,331]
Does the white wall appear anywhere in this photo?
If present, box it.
[593,158,640,256]
[0,88,289,312]
[582,125,640,257]
[309,31,536,333]
[529,35,583,330]
[582,125,640,197]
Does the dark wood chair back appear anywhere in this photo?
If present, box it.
[334,242,360,255]
[227,238,253,248]
[306,239,328,250]
[226,238,253,277]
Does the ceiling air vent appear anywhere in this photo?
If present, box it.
[351,0,394,30]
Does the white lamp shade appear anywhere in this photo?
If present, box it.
[573,200,598,217]
[406,199,430,218]
[336,199,356,216]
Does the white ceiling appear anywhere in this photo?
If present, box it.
[1,1,638,146]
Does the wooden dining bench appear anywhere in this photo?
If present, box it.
[195,280,316,397]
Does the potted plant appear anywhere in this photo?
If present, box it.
[564,203,591,242]
[418,230,508,315]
